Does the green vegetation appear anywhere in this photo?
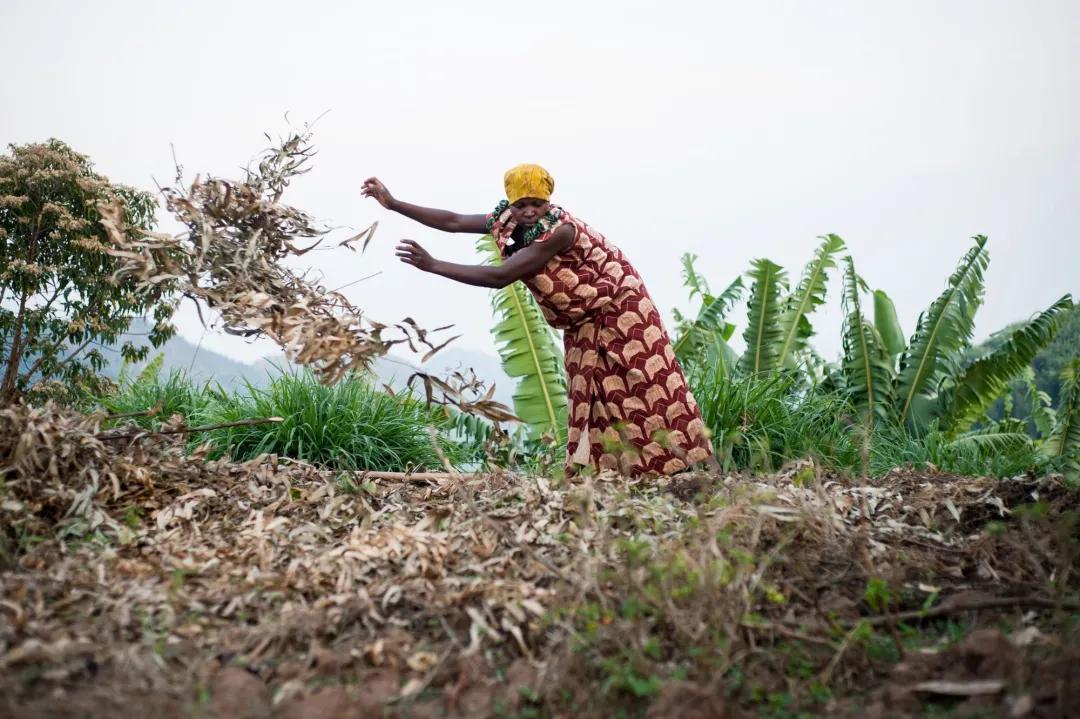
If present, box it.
[1,140,1074,482]
[2,140,1077,719]
[477,234,567,443]
[982,304,1080,425]
[80,234,1077,483]
[0,140,176,403]
[666,234,1078,482]
[96,364,463,471]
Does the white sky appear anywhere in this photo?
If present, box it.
[2,0,1078,367]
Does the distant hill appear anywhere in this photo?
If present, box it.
[108,318,516,406]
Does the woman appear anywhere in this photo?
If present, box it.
[362,165,713,475]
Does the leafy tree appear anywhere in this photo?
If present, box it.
[0,140,176,402]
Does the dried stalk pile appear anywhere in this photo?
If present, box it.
[0,402,247,557]
[2,401,1077,718]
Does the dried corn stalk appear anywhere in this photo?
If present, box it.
[98,130,459,388]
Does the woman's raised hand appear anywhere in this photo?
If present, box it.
[362,177,395,209]
[395,240,436,272]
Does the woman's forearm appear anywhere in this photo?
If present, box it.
[428,260,509,289]
[390,200,482,233]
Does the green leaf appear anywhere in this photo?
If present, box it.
[477,235,567,442]
[895,236,989,429]
[872,289,906,359]
[840,257,895,423]
[672,264,744,369]
[706,335,739,379]
[940,295,1072,434]
[1045,358,1080,484]
[946,430,1033,455]
[1021,367,1057,440]
[738,258,787,377]
[135,353,165,386]
[776,234,845,367]
[680,252,710,301]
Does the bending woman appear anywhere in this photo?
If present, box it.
[363,165,713,476]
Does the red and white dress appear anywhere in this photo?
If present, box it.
[488,205,713,475]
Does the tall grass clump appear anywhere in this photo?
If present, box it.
[90,360,465,472]
[687,365,862,473]
[686,361,1047,478]
[195,371,462,471]
[868,423,1045,478]
[95,360,217,430]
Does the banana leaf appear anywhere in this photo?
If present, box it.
[776,234,845,367]
[477,235,567,442]
[946,430,1033,455]
[895,236,989,429]
[873,289,906,360]
[738,258,786,377]
[1044,358,1080,484]
[840,257,894,423]
[1021,367,1057,440]
[940,295,1072,434]
[673,271,743,368]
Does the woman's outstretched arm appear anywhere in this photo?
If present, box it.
[396,225,574,289]
[362,177,488,234]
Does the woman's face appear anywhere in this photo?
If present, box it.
[509,197,550,227]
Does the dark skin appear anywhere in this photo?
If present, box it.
[362,178,572,288]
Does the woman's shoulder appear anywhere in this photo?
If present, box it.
[485,200,512,234]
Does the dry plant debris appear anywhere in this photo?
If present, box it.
[1,404,1078,717]
[97,129,504,428]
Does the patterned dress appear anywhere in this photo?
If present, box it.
[487,204,714,475]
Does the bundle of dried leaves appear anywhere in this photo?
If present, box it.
[97,130,467,392]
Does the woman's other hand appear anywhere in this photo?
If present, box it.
[362,177,395,209]
[395,240,436,272]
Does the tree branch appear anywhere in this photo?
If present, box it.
[26,335,95,380]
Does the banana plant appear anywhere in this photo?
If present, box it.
[894,237,989,430]
[1021,367,1057,439]
[829,237,1069,440]
[671,253,743,371]
[1044,358,1080,484]
[477,235,567,442]
[776,234,845,368]
[839,257,895,423]
[937,296,1073,433]
[734,235,844,378]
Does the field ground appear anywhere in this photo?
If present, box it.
[2,412,1078,718]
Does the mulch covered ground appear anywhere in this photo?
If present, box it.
[2,402,1078,717]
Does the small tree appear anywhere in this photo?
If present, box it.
[0,139,176,402]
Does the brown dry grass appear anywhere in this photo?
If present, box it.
[1,404,1078,718]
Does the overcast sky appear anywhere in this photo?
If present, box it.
[2,0,1077,369]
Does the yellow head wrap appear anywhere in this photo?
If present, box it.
[503,164,554,204]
